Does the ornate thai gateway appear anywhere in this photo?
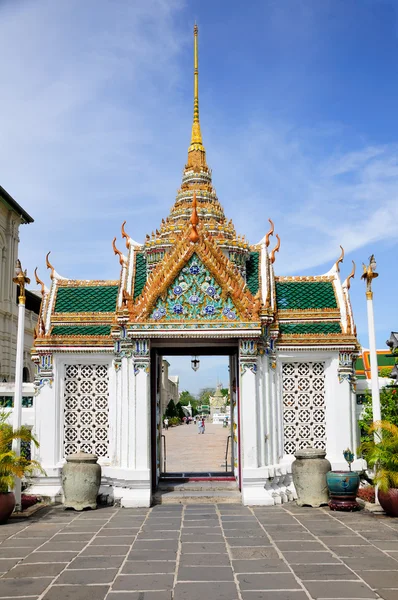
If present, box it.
[30,27,360,506]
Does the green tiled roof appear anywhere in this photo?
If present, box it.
[133,252,147,299]
[276,281,337,310]
[376,353,395,367]
[246,252,260,295]
[280,322,342,335]
[54,286,118,313]
[356,358,365,371]
[51,325,112,336]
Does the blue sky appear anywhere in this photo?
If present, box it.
[1,0,397,392]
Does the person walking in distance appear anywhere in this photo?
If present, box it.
[164,417,169,431]
[201,418,205,434]
[197,418,202,434]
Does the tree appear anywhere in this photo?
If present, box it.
[198,387,214,405]
[358,385,398,442]
[175,402,186,420]
[165,399,178,418]
[179,391,196,406]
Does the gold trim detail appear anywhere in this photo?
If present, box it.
[265,219,274,248]
[269,234,280,264]
[335,245,344,272]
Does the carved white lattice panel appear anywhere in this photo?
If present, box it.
[64,364,109,457]
[282,361,326,455]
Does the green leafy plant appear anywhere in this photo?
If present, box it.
[358,385,398,442]
[0,412,44,493]
[358,420,398,492]
[168,417,180,427]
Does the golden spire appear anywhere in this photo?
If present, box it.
[187,24,206,165]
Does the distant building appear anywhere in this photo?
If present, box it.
[160,359,179,416]
[0,185,39,410]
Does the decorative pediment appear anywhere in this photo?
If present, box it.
[129,225,260,324]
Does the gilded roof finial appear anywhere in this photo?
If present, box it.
[335,245,345,272]
[270,234,281,264]
[189,191,200,243]
[45,251,55,279]
[112,237,125,267]
[344,260,356,290]
[265,219,274,248]
[188,24,205,160]
[34,267,46,296]
[121,221,131,249]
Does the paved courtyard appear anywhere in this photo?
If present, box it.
[1,503,398,599]
[163,422,231,473]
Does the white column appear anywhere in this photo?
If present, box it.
[11,302,25,511]
[367,293,381,427]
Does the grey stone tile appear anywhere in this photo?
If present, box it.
[181,526,222,533]
[94,528,139,537]
[122,561,176,574]
[2,562,67,578]
[230,547,278,559]
[181,542,227,553]
[303,580,377,598]
[223,529,267,538]
[232,559,289,573]
[227,537,271,547]
[360,570,398,588]
[281,551,339,564]
[0,559,20,571]
[241,593,309,600]
[275,541,325,551]
[42,584,110,600]
[221,516,258,522]
[181,533,224,543]
[39,541,87,552]
[291,563,358,580]
[0,537,48,547]
[222,521,260,530]
[343,555,398,570]
[174,582,238,600]
[144,523,181,531]
[0,548,33,559]
[90,536,135,545]
[127,550,177,561]
[0,576,54,596]
[238,573,300,590]
[327,544,383,558]
[360,530,398,541]
[50,533,94,542]
[57,568,118,584]
[135,531,179,540]
[318,535,369,545]
[107,593,172,600]
[267,531,315,541]
[373,541,398,551]
[24,551,78,563]
[133,540,178,550]
[376,590,398,600]
[179,553,231,567]
[68,556,125,569]
[178,566,234,581]
[80,545,129,556]
[112,574,174,591]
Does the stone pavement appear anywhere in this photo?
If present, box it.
[0,502,398,600]
[163,422,231,472]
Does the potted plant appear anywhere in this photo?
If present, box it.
[359,420,398,517]
[0,411,44,524]
[326,448,360,511]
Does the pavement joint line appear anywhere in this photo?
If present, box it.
[249,506,315,600]
[33,508,122,600]
[281,505,385,598]
[103,506,154,600]
[172,503,185,595]
[215,502,243,600]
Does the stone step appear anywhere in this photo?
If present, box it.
[153,489,242,505]
[158,480,238,492]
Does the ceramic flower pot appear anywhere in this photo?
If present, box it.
[326,470,360,511]
[0,492,16,524]
[378,488,398,518]
[62,452,101,511]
